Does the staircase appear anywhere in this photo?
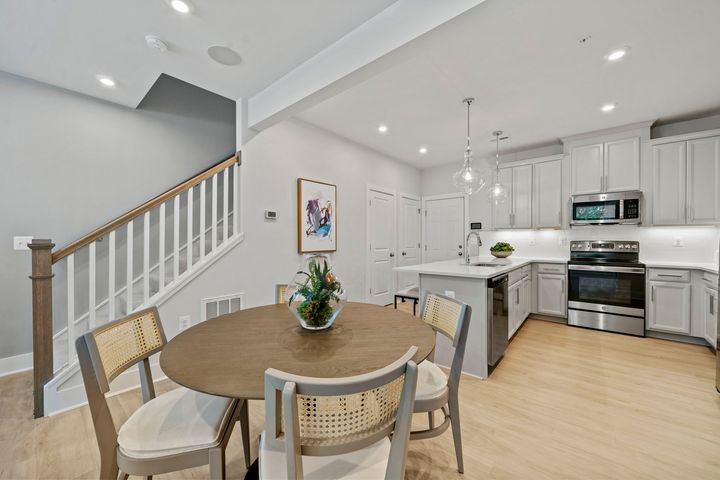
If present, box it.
[28,154,242,416]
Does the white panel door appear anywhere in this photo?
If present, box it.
[647,281,691,334]
[424,196,464,262]
[652,142,687,225]
[512,164,533,228]
[687,136,720,224]
[570,143,604,195]
[533,160,563,228]
[397,194,421,291]
[605,137,640,192]
[492,168,514,229]
[368,189,396,305]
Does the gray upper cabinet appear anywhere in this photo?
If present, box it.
[687,136,720,224]
[493,165,532,229]
[570,137,640,195]
[651,135,720,226]
[570,143,603,195]
[533,159,562,228]
[652,142,687,225]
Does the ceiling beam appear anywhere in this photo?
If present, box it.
[246,0,486,131]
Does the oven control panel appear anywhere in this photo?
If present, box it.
[570,241,639,252]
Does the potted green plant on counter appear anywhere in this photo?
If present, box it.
[490,241,515,258]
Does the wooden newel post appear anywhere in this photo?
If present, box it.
[28,239,55,418]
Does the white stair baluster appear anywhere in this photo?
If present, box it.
[143,211,150,303]
[127,220,134,312]
[211,173,218,251]
[223,167,229,243]
[233,163,239,236]
[187,186,194,270]
[108,230,115,321]
[159,203,166,289]
[89,241,96,329]
[66,254,75,364]
[200,180,206,259]
[173,194,180,280]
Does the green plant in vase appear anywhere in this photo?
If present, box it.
[288,256,345,329]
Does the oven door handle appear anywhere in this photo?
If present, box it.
[568,265,646,274]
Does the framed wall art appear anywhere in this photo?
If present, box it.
[297,178,337,253]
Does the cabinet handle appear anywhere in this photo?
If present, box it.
[517,289,520,305]
[657,274,683,278]
[711,295,715,316]
[561,279,565,294]
[558,211,562,225]
[605,175,608,192]
[651,285,655,302]
[600,174,604,192]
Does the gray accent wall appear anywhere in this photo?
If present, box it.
[0,71,235,359]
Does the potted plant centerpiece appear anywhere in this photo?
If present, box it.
[286,254,346,330]
[490,241,515,258]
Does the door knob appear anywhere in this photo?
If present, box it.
[458,245,463,249]
[389,253,395,257]
[401,252,407,256]
[458,252,463,256]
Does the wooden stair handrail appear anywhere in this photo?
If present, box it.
[52,152,240,264]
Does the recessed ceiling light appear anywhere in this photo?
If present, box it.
[96,75,116,87]
[378,124,388,134]
[207,45,242,66]
[419,147,428,154]
[169,0,191,14]
[601,103,616,112]
[606,46,630,62]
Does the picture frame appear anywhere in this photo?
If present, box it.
[297,178,337,253]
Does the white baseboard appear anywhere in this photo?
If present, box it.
[0,352,33,377]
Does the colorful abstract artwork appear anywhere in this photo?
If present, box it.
[297,178,337,253]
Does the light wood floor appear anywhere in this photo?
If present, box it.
[2,308,719,479]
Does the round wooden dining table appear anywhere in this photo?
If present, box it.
[160,302,436,400]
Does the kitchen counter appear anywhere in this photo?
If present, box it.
[393,256,568,279]
[643,260,718,275]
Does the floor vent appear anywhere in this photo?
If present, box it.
[201,292,244,322]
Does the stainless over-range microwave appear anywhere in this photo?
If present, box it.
[570,191,642,226]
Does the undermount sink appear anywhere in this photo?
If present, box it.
[461,261,506,267]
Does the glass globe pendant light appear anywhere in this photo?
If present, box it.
[489,130,508,203]
[453,98,485,195]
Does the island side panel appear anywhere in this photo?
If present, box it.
[419,273,489,379]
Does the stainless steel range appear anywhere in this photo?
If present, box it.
[567,240,646,336]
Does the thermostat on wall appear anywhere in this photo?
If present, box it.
[264,210,278,220]
[470,222,482,230]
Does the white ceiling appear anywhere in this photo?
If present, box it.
[297,0,720,168]
[0,0,396,107]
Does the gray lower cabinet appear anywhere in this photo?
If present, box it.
[537,273,566,317]
[647,281,691,334]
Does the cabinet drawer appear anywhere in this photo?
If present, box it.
[702,271,719,288]
[508,268,524,285]
[648,268,690,282]
[521,265,531,276]
[536,263,566,274]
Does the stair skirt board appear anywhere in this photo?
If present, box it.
[43,231,244,416]
[44,360,167,417]
[0,352,33,377]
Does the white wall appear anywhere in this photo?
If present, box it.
[421,160,720,264]
[157,118,420,336]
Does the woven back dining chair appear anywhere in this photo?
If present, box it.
[259,347,419,479]
[76,307,249,480]
[411,292,472,473]
[276,284,288,305]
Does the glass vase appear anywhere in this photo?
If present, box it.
[285,254,346,330]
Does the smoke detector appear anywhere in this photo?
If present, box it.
[145,35,169,53]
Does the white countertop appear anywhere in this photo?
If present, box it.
[393,256,568,279]
[643,260,718,275]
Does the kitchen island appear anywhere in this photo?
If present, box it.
[394,256,567,379]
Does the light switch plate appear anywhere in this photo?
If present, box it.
[178,315,191,331]
[673,237,684,247]
[13,236,33,251]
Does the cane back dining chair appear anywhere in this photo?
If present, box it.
[411,292,472,473]
[76,307,251,480]
[259,347,419,479]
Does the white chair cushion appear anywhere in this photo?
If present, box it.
[396,285,419,298]
[259,433,391,480]
[118,387,235,459]
[415,360,448,401]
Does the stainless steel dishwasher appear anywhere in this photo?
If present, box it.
[487,274,509,368]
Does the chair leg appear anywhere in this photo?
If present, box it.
[100,453,119,480]
[209,447,225,480]
[240,400,251,469]
[428,411,434,429]
[394,296,398,309]
[117,471,129,480]
[448,395,464,474]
